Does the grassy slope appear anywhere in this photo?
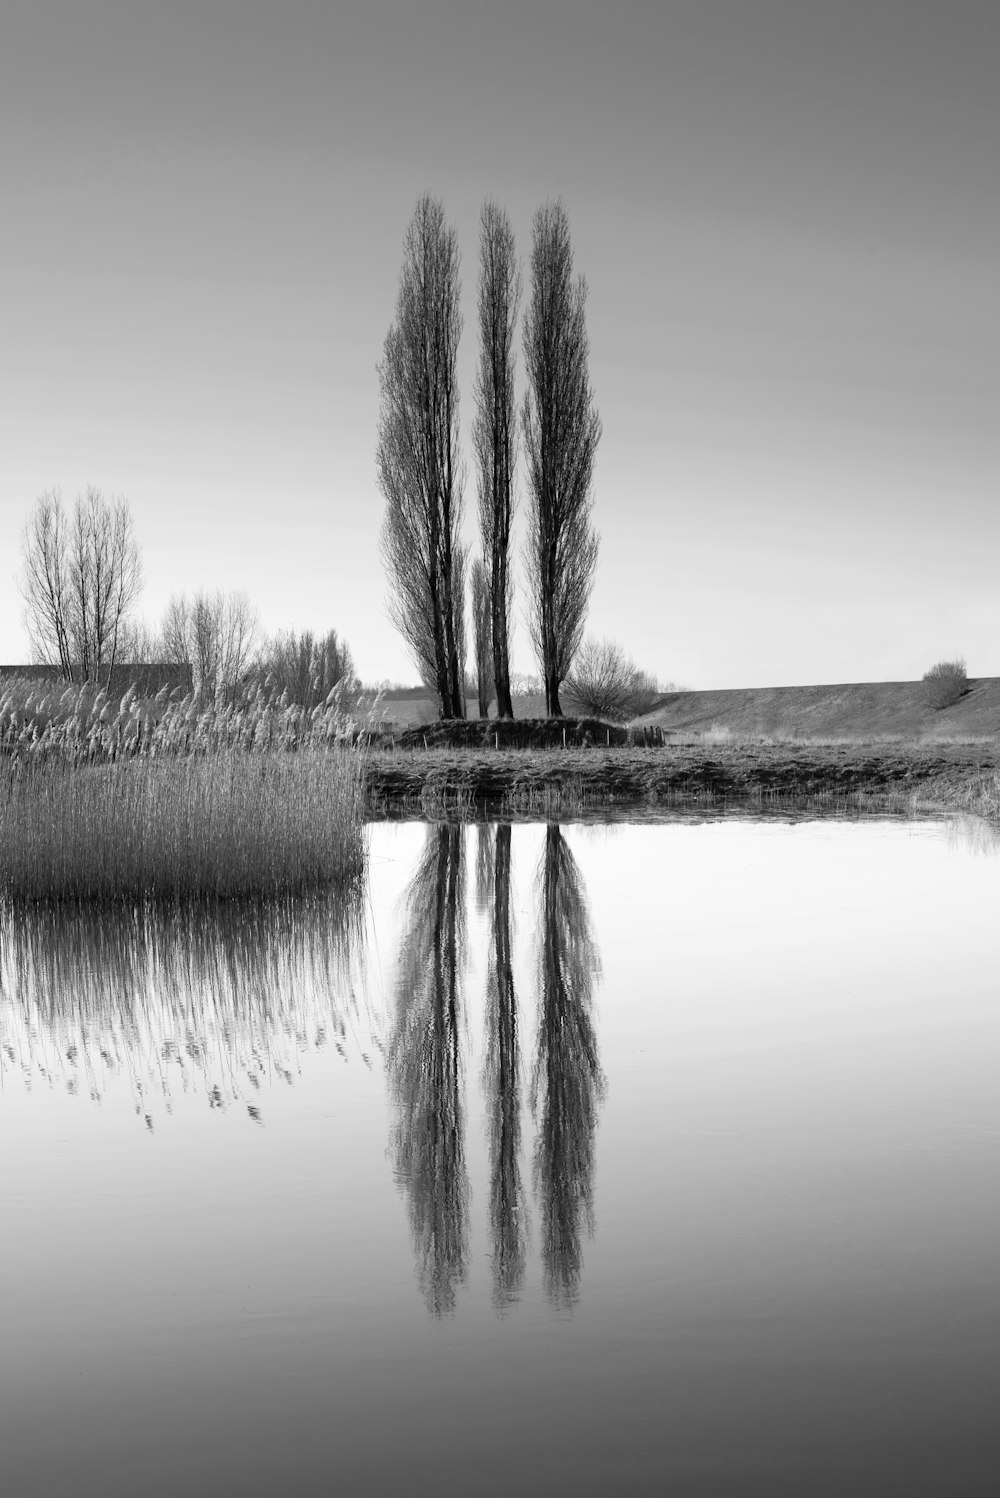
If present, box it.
[378,680,1000,739]
[634,678,1000,739]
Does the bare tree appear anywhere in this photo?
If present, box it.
[522,201,601,717]
[160,594,191,666]
[473,200,521,720]
[564,636,658,723]
[217,591,258,699]
[255,627,357,709]
[115,615,160,665]
[20,492,73,678]
[19,488,142,687]
[188,592,222,695]
[378,194,467,720]
[470,558,494,718]
[160,590,259,699]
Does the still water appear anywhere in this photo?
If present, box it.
[2,817,999,1496]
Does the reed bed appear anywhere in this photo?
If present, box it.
[0,673,376,763]
[1,752,365,903]
[0,675,370,904]
[944,767,1000,822]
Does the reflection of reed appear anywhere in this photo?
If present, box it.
[387,824,469,1316]
[483,823,527,1309]
[531,824,606,1308]
[945,813,1000,858]
[0,884,368,1123]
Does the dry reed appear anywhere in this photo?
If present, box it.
[0,675,370,904]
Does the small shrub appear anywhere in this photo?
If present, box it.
[564,638,660,723]
[923,658,967,710]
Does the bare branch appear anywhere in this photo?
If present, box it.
[253,627,357,709]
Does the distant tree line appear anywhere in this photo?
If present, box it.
[17,490,356,707]
[377,193,603,720]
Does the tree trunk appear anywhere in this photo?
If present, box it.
[492,555,513,718]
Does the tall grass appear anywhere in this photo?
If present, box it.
[948,768,1000,823]
[0,676,369,904]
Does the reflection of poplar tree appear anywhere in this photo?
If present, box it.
[531,824,605,1308]
[482,823,527,1309]
[387,824,469,1315]
[474,822,495,917]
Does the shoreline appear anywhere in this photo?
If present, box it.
[362,742,1000,820]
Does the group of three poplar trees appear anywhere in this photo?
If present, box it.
[377,195,601,719]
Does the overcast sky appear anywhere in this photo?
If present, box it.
[2,0,997,688]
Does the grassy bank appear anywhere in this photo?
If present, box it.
[363,740,1000,819]
[636,676,1000,739]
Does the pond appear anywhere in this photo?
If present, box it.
[2,816,999,1496]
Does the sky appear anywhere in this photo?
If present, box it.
[1,0,997,689]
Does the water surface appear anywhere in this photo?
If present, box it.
[2,817,999,1496]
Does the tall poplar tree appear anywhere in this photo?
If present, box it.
[472,200,521,719]
[378,195,466,719]
[522,201,601,717]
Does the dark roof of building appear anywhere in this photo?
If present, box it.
[0,663,194,695]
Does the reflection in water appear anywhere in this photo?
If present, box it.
[4,818,608,1316]
[474,822,495,915]
[387,824,470,1315]
[388,822,606,1315]
[0,887,367,1124]
[532,825,606,1308]
[483,823,527,1309]
[945,813,1000,858]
